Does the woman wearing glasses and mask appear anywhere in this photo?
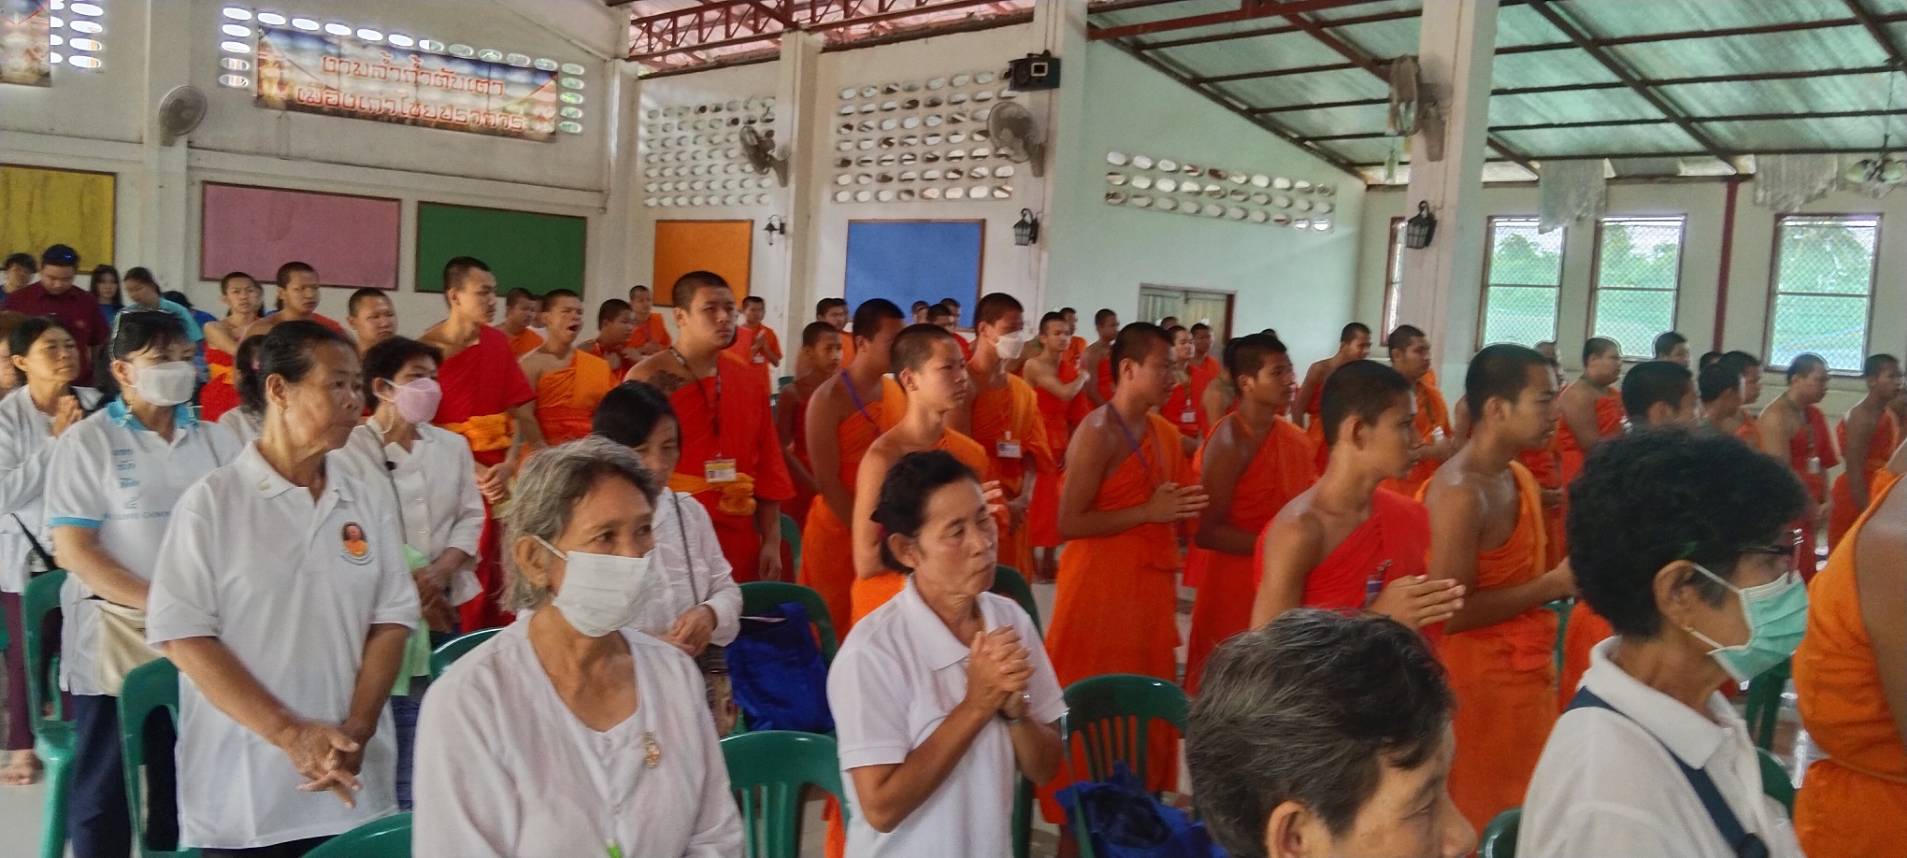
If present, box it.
[1521,429,1806,858]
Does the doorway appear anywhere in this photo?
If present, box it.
[1139,285,1234,339]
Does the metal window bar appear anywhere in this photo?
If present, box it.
[1766,214,1880,373]
[1592,217,1686,359]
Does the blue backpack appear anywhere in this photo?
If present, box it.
[726,600,834,734]
[1058,761,1226,858]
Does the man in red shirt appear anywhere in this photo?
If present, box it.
[0,244,106,383]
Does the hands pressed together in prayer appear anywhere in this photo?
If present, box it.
[963,626,1034,721]
[1144,481,1210,524]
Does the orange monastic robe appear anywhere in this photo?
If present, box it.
[1831,412,1899,549]
[1063,336,1092,426]
[667,352,796,583]
[532,350,616,445]
[1793,404,1840,578]
[1188,355,1221,437]
[623,314,671,352]
[1303,375,1327,451]
[849,429,993,624]
[1418,462,1557,833]
[200,346,240,423]
[1552,387,1623,565]
[435,325,536,631]
[968,375,1053,577]
[1794,476,1907,856]
[798,376,905,634]
[1163,382,1200,439]
[1030,361,1079,549]
[1269,487,1429,610]
[1043,412,1190,811]
[1183,416,1317,694]
[1380,376,1453,498]
[507,327,544,357]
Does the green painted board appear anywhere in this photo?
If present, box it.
[414,202,586,294]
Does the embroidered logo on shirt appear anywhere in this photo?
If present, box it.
[341,522,372,566]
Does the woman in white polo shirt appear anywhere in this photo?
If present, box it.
[0,317,101,786]
[412,437,742,856]
[1522,430,1806,857]
[828,450,1064,857]
[146,320,418,857]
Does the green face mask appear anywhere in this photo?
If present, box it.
[1684,563,1808,683]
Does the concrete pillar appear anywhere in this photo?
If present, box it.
[593,61,643,311]
[138,0,194,289]
[773,31,825,334]
[1397,0,1500,384]
[1028,0,1088,311]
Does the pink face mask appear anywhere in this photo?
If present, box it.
[381,377,442,424]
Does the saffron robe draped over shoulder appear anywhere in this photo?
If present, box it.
[797,376,904,634]
[665,352,796,583]
[967,375,1054,578]
[434,325,536,631]
[530,351,615,445]
[848,429,993,624]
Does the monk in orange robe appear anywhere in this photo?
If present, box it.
[798,302,906,633]
[1252,359,1459,637]
[1378,325,1456,497]
[1184,333,1318,693]
[1043,323,1209,814]
[581,299,643,378]
[724,296,783,388]
[1831,356,1902,548]
[1551,337,1625,571]
[1295,322,1373,450]
[499,288,544,357]
[518,289,615,445]
[1186,323,1221,436]
[1794,468,1907,856]
[621,284,672,355]
[1420,344,1574,834]
[627,272,795,583]
[422,257,546,631]
[1756,354,1834,579]
[777,322,843,533]
[1078,309,1119,419]
[246,262,347,338]
[850,324,999,623]
[346,288,399,356]
[962,294,1055,579]
[1024,312,1090,581]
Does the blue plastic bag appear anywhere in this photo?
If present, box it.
[727,600,834,734]
[1058,761,1226,858]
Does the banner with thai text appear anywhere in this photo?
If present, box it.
[0,0,51,87]
[255,26,558,141]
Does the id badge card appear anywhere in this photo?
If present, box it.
[997,439,1023,459]
[706,457,739,483]
[752,353,766,364]
[1808,455,1823,476]
[1180,409,1197,425]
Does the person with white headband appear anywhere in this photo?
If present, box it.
[412,436,742,856]
[45,310,241,856]
[339,335,484,810]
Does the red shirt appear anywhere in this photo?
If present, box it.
[2,282,108,383]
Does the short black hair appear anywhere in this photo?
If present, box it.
[629,284,651,296]
[852,299,904,345]
[1339,322,1370,343]
[1111,322,1171,383]
[741,295,765,308]
[218,271,257,294]
[442,256,491,293]
[1698,364,1740,404]
[1621,361,1693,422]
[1787,353,1827,381]
[2,252,34,273]
[1386,324,1426,353]
[162,291,192,310]
[504,287,540,308]
[592,381,678,448]
[1224,333,1288,385]
[1718,350,1762,377]
[1698,351,1724,371]
[1038,311,1067,335]
[871,450,981,573]
[246,320,353,415]
[670,270,728,308]
[1864,353,1900,379]
[1189,610,1452,851]
[1583,336,1620,364]
[1568,429,1805,639]
[111,309,190,361]
[816,297,848,317]
[40,244,78,268]
[123,266,156,286]
[926,304,956,323]
[1061,306,1077,316]
[347,288,390,318]
[360,336,443,404]
[1094,308,1117,325]
[232,334,267,415]
[940,297,961,309]
[911,300,930,312]
[598,298,632,326]
[1321,360,1412,447]
[974,292,1022,327]
[1190,322,1211,335]
[275,260,316,286]
[891,322,961,374]
[542,288,581,306]
[8,315,68,360]
[1465,343,1550,421]
[802,320,838,347]
[1653,331,1688,358]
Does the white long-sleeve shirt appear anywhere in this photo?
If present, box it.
[628,489,741,647]
[0,386,99,592]
[338,421,484,604]
[412,619,743,857]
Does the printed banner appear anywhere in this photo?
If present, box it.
[0,0,50,87]
[255,26,559,141]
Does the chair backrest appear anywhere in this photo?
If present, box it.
[723,730,845,858]
[429,627,503,678]
[303,812,412,858]
[118,659,197,858]
[1480,807,1520,858]
[1060,673,1188,787]
[22,570,66,728]
[1758,748,1795,815]
[779,513,802,572]
[1744,658,1791,751]
[740,581,838,665]
[990,565,1040,631]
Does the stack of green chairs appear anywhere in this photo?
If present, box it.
[429,627,504,679]
[1744,658,1792,751]
[305,812,412,857]
[1060,674,1190,858]
[723,730,844,858]
[117,658,197,857]
[23,571,73,858]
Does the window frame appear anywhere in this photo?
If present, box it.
[1588,215,1688,360]
[1382,216,1406,337]
[1476,216,1565,351]
[1763,212,1881,376]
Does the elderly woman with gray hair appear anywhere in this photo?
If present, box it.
[411,437,742,856]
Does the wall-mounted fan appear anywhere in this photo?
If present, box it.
[987,101,1045,178]
[739,125,789,187]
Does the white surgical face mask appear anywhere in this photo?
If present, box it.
[994,330,1027,360]
[132,360,197,407]
[536,536,650,637]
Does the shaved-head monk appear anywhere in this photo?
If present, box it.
[1186,323,1221,436]
[1717,350,1765,439]
[626,271,794,582]
[1652,330,1691,366]
[1043,322,1209,810]
[1160,325,1203,454]
[959,293,1054,579]
[776,320,844,533]
[849,323,997,622]
[1296,322,1373,451]
[1381,325,1456,497]
[1251,359,1463,634]
[621,283,671,357]
[500,287,543,357]
[1757,353,1834,578]
[1699,362,1744,431]
[1080,308,1119,411]
[1549,336,1625,565]
[1831,353,1903,549]
[518,288,615,444]
[797,300,907,632]
[1025,311,1091,581]
[1182,333,1319,693]
[1420,343,1575,833]
[582,298,642,377]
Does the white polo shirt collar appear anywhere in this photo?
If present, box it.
[106,396,200,431]
[898,578,1000,671]
[1580,638,1729,770]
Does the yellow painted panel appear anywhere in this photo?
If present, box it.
[0,164,115,268]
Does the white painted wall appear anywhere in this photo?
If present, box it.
[1044,41,1366,367]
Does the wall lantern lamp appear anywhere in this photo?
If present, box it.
[1013,209,1041,246]
[1405,201,1437,249]
[764,215,787,246]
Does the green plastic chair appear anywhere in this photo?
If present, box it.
[117,658,197,857]
[1759,748,1795,815]
[739,581,838,665]
[1480,807,1520,858]
[780,513,802,573]
[991,565,1040,630]
[23,570,73,858]
[304,812,411,858]
[429,627,503,678]
[1745,658,1792,751]
[1061,674,1190,858]
[722,731,845,858]
[1544,597,1572,673]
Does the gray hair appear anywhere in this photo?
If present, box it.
[500,437,659,612]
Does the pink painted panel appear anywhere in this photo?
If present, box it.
[199,183,401,289]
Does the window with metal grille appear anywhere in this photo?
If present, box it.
[1382,217,1406,336]
[1591,216,1686,359]
[1767,214,1878,373]
[1479,217,1563,349]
